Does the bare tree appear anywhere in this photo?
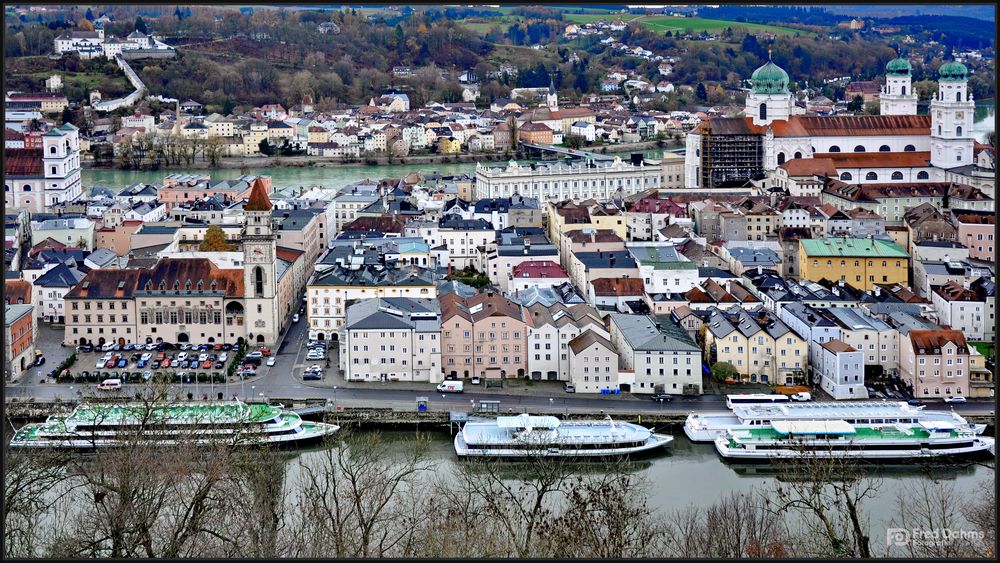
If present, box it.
[289,430,433,558]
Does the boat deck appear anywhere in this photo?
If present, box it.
[735,426,952,442]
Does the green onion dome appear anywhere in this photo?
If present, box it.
[751,60,790,95]
[885,57,912,76]
[938,60,968,82]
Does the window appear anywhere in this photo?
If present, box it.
[777,152,785,165]
[840,172,852,181]
[891,171,903,180]
[917,171,929,180]
[956,126,963,136]
[865,172,878,181]
[879,145,891,152]
[904,144,916,152]
[759,103,767,120]
[794,151,802,159]
[854,145,866,153]
[829,145,840,153]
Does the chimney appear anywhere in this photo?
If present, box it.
[838,279,844,287]
[757,265,762,275]
[873,286,881,297]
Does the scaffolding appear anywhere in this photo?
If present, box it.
[700,122,764,189]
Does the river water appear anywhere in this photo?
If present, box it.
[283,429,993,540]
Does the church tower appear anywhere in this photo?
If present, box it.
[880,55,918,115]
[546,78,558,112]
[930,60,975,169]
[242,178,279,346]
[744,53,793,126]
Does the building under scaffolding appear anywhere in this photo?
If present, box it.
[699,118,765,189]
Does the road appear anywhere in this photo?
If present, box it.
[7,319,996,417]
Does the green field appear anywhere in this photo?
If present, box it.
[565,12,808,36]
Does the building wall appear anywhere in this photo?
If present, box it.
[343,326,441,383]
[705,326,808,384]
[568,340,619,393]
[5,307,36,377]
[799,249,908,291]
[441,314,528,379]
[817,346,868,400]
[900,337,970,398]
[306,284,437,339]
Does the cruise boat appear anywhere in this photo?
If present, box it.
[8,401,339,449]
[454,413,673,458]
[684,401,987,443]
[715,419,994,461]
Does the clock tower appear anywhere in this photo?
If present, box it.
[242,178,279,346]
[930,60,975,170]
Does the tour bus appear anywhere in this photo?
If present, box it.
[725,393,790,409]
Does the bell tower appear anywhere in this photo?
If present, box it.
[880,54,917,116]
[930,60,975,169]
[242,178,278,346]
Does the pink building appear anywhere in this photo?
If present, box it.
[953,210,995,263]
[158,175,272,210]
[900,329,970,399]
[440,291,527,379]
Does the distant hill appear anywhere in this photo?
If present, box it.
[821,5,995,22]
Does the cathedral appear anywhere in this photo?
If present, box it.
[684,55,983,192]
[63,179,304,348]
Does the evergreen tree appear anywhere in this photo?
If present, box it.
[696,82,708,101]
[85,8,94,21]
[135,16,148,34]
[174,6,183,21]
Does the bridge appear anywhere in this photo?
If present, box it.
[517,142,616,161]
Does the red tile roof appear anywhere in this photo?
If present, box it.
[779,157,838,177]
[5,279,32,304]
[909,329,967,354]
[66,258,245,299]
[511,260,568,279]
[4,148,43,177]
[812,151,931,168]
[244,177,273,211]
[590,277,645,296]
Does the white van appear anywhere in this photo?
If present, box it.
[790,391,812,402]
[437,381,464,393]
[97,378,122,391]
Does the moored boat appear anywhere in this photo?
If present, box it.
[9,400,339,449]
[714,419,994,462]
[454,413,673,458]
[684,401,986,443]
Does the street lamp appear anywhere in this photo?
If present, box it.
[251,385,255,402]
[333,385,337,410]
[549,397,553,413]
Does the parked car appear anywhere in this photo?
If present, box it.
[266,357,276,367]
[219,352,228,362]
[137,360,148,369]
[104,359,116,369]
[222,344,232,351]
[179,343,190,351]
[790,392,812,402]
[246,351,263,360]
[130,353,140,362]
[907,399,925,407]
[145,343,156,350]
[243,356,262,366]
[79,344,93,353]
[213,344,223,351]
[471,376,481,385]
[177,352,188,362]
[943,395,967,404]
[202,360,213,369]
[292,314,299,323]
[197,353,208,362]
[214,361,225,370]
[563,383,575,393]
[116,358,127,368]
[303,372,321,381]
[306,351,325,361]
[142,371,152,381]
[161,358,172,368]
[260,347,272,357]
[151,360,161,369]
[651,393,673,401]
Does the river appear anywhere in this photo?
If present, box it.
[84,101,996,195]
[282,429,993,541]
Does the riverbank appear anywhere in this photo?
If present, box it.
[81,140,674,171]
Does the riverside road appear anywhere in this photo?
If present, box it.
[6,320,995,418]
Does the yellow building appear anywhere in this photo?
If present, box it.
[437,136,462,154]
[799,238,909,291]
[704,306,809,385]
[307,126,329,145]
[545,201,627,249]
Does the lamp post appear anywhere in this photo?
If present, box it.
[333,385,337,410]
[549,397,553,413]
[251,385,255,402]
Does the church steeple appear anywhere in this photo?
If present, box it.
[546,78,558,112]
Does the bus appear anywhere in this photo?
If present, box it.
[725,394,790,409]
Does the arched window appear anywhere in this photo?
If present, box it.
[253,267,265,298]
[879,145,891,152]
[917,171,929,180]
[904,144,916,152]
[759,103,767,121]
[956,91,962,102]
[49,146,56,155]
[956,126,963,136]
[829,145,841,153]
[891,171,904,180]
[840,172,853,181]
[23,185,31,192]
[854,145,866,153]
[865,172,878,181]
[794,151,802,159]
[901,86,906,95]
[938,126,942,135]
[777,152,785,165]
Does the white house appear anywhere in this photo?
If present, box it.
[817,339,869,400]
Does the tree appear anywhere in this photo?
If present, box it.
[710,361,738,381]
[696,82,708,101]
[847,95,865,113]
[135,16,148,35]
[863,101,880,115]
[259,139,275,156]
[78,19,94,32]
[85,8,94,21]
[563,134,584,149]
[200,225,235,251]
